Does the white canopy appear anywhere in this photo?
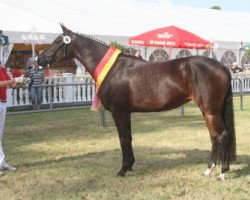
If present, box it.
[1,0,250,43]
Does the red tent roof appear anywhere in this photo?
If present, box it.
[128,26,210,49]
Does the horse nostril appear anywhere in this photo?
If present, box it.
[45,56,52,63]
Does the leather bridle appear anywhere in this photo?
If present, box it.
[45,35,72,63]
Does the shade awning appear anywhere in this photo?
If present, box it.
[128,26,211,49]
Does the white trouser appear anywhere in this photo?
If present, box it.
[0,102,7,166]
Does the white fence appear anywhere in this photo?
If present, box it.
[6,73,95,108]
[231,77,250,94]
[6,73,250,108]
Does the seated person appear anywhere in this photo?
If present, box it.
[231,62,243,73]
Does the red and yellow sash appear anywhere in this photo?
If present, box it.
[93,46,121,88]
[91,46,121,111]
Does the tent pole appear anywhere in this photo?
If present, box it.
[239,41,243,67]
[169,47,172,60]
[144,47,147,60]
[32,41,36,60]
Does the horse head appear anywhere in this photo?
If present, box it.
[38,23,75,66]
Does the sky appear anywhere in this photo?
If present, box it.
[168,0,250,13]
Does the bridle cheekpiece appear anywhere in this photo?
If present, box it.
[45,34,72,63]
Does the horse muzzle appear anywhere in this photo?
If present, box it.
[37,52,52,66]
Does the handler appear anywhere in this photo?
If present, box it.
[0,63,28,176]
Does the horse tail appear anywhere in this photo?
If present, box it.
[222,68,236,161]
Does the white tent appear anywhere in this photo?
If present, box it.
[1,0,250,42]
[1,0,250,67]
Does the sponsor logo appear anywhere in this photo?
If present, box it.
[183,42,205,48]
[157,32,173,39]
[149,40,176,46]
[131,40,144,45]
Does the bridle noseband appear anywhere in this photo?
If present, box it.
[45,35,72,63]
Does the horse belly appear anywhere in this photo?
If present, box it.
[130,85,188,112]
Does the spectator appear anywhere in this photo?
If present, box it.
[29,60,44,110]
[44,65,53,77]
[26,55,35,70]
[134,50,143,59]
[11,63,22,78]
[231,62,243,73]
[10,63,23,104]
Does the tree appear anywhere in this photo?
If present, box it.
[247,49,250,59]
[210,5,221,10]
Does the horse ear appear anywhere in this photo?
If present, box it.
[60,23,69,33]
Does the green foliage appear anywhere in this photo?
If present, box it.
[210,5,221,10]
[247,49,250,58]
[109,41,128,53]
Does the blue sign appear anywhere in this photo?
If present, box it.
[0,34,9,45]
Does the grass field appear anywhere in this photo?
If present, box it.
[0,97,249,200]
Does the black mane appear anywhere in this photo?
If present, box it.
[79,33,108,47]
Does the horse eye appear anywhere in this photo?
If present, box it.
[54,38,62,44]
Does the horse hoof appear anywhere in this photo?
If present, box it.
[116,170,126,177]
[203,169,211,177]
[217,173,225,181]
[128,167,133,172]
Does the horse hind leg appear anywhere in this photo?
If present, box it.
[217,129,231,181]
[203,144,217,176]
[203,135,217,177]
[203,114,230,180]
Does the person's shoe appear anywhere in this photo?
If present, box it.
[2,163,16,171]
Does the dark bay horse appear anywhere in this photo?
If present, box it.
[38,25,236,180]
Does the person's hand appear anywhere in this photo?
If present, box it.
[14,76,24,83]
[14,77,31,84]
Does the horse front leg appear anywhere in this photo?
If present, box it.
[111,111,135,176]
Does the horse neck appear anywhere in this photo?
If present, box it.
[72,36,109,77]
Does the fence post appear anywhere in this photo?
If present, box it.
[240,78,243,110]
[101,107,106,127]
[180,105,185,118]
[6,88,12,107]
[62,73,73,102]
[49,85,53,110]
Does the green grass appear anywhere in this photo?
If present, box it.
[0,97,250,200]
